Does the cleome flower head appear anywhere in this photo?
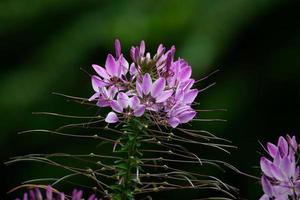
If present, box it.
[260,135,300,200]
[89,39,198,128]
[16,185,100,200]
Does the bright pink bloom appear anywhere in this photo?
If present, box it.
[90,40,199,128]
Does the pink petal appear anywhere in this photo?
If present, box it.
[119,55,129,75]
[261,176,273,196]
[92,64,110,80]
[270,164,285,181]
[105,54,119,77]
[91,75,103,92]
[129,96,140,108]
[168,117,180,128]
[115,39,121,58]
[133,105,145,117]
[183,89,198,104]
[259,194,270,200]
[105,112,119,123]
[136,81,143,97]
[110,100,123,113]
[278,136,288,157]
[129,63,138,76]
[139,40,145,56]
[46,186,52,200]
[267,142,278,158]
[117,92,129,109]
[142,73,152,95]
[89,92,99,101]
[107,86,118,99]
[260,157,273,177]
[156,90,173,103]
[178,66,191,81]
[97,99,110,107]
[151,78,165,98]
[156,44,165,57]
[281,156,295,179]
[178,110,196,123]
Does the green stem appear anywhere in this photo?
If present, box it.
[112,119,145,200]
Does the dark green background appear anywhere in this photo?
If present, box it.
[1,0,299,199]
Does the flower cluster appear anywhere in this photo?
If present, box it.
[89,40,198,128]
[16,186,99,200]
[260,135,300,200]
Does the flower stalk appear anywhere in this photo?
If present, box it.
[111,119,146,200]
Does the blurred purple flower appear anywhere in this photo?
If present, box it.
[16,186,100,200]
[259,135,300,200]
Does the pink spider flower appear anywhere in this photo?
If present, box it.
[105,93,145,123]
[89,39,199,128]
[16,186,99,200]
[136,73,173,111]
[260,135,300,200]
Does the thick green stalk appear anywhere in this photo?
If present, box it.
[111,119,145,200]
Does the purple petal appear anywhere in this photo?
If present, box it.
[105,112,119,123]
[278,136,288,157]
[260,157,273,177]
[281,156,295,179]
[59,193,65,200]
[133,105,145,117]
[115,39,121,58]
[261,176,273,196]
[183,89,198,104]
[88,194,96,200]
[151,78,165,98]
[178,110,196,123]
[91,75,103,92]
[35,189,43,200]
[295,180,300,191]
[107,86,118,99]
[156,44,165,57]
[178,66,191,81]
[156,90,173,103]
[287,135,298,153]
[168,117,180,128]
[29,190,36,200]
[180,79,195,91]
[73,190,83,200]
[46,186,52,200]
[139,40,145,56]
[136,81,143,97]
[110,100,123,113]
[129,63,138,76]
[129,96,141,108]
[23,193,28,200]
[259,194,270,200]
[142,73,152,95]
[117,92,129,108]
[119,55,129,75]
[270,164,285,181]
[89,92,99,101]
[105,54,119,77]
[267,142,278,158]
[92,64,110,80]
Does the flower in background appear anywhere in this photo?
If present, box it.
[16,186,100,200]
[259,135,300,200]
[89,39,199,128]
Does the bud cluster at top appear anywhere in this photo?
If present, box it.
[260,135,300,200]
[89,40,198,128]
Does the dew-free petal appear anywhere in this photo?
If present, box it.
[151,78,165,98]
[92,64,110,80]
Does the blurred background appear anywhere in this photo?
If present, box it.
[1,0,300,199]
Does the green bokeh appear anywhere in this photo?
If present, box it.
[1,0,299,199]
